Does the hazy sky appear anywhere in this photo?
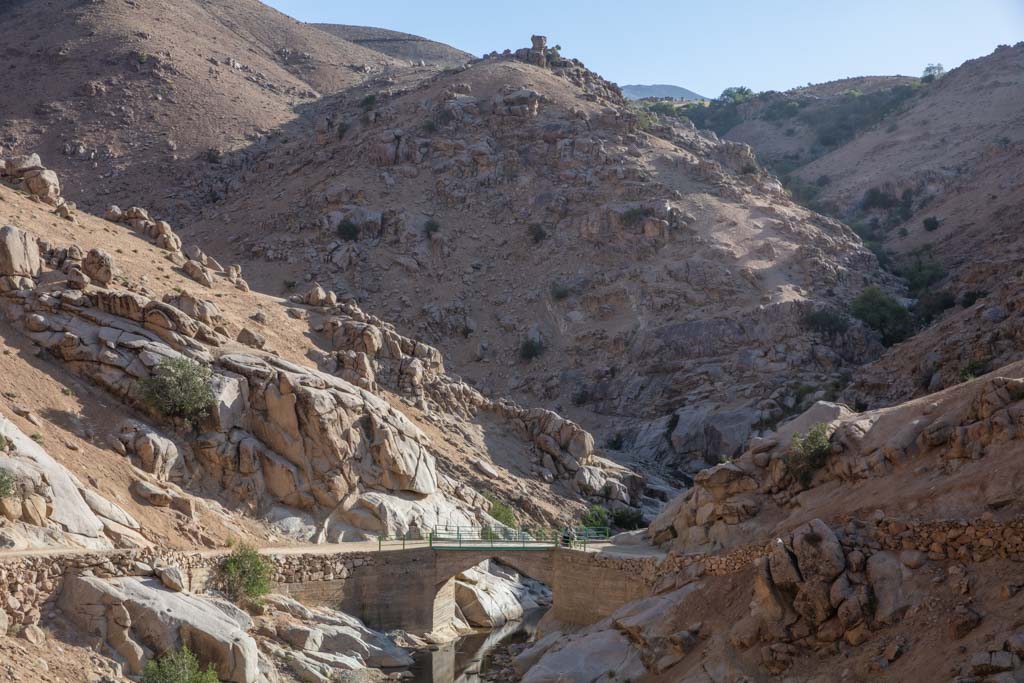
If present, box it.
[263,0,1023,97]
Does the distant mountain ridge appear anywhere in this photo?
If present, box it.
[622,83,705,100]
[313,23,474,68]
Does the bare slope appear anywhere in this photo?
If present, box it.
[0,0,402,216]
[792,44,1024,291]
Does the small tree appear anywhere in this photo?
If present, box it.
[139,357,215,429]
[923,216,940,231]
[784,423,831,487]
[718,86,754,104]
[921,63,945,82]
[424,219,441,237]
[0,467,14,499]
[851,286,914,345]
[141,646,218,683]
[221,544,273,604]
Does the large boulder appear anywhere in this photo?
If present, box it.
[23,168,60,203]
[867,551,910,625]
[0,225,41,278]
[59,575,260,683]
[790,518,845,582]
[83,248,115,285]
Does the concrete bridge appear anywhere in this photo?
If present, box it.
[266,545,657,634]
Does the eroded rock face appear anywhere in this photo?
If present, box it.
[59,574,260,683]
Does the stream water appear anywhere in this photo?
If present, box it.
[408,608,547,683]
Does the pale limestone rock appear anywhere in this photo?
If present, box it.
[0,225,41,277]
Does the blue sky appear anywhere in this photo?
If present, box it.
[264,0,1024,97]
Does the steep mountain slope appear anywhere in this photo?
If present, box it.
[622,84,705,100]
[313,23,474,67]
[165,38,897,480]
[0,0,403,217]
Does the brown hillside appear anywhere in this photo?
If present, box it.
[168,41,898,480]
[0,0,404,217]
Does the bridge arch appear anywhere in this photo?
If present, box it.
[429,551,556,636]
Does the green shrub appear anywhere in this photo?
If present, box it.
[519,339,545,361]
[528,223,548,244]
[605,432,625,450]
[611,507,644,530]
[0,467,14,499]
[337,220,359,241]
[959,358,991,382]
[784,423,831,487]
[862,187,897,210]
[360,94,377,109]
[804,308,849,336]
[424,219,441,236]
[581,504,609,528]
[141,646,218,683]
[550,282,570,300]
[916,289,955,323]
[422,119,438,133]
[923,216,940,231]
[220,544,272,604]
[482,492,517,527]
[139,357,215,429]
[899,256,945,296]
[620,208,649,227]
[851,286,914,345]
[960,290,987,307]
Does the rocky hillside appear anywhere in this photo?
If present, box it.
[792,44,1024,293]
[0,0,406,217]
[0,156,646,553]
[313,24,474,68]
[146,36,901,483]
[515,363,1024,681]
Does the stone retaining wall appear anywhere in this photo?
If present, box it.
[5,516,1023,635]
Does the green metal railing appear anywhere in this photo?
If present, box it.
[377,525,611,551]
